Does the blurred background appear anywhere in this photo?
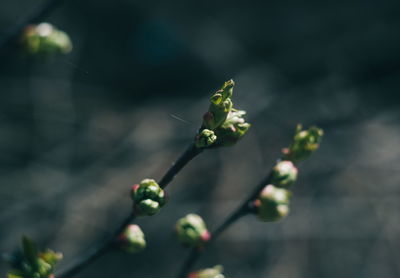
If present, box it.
[1,0,400,277]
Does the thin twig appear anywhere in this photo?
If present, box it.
[57,143,203,278]
[0,0,68,51]
[178,170,275,278]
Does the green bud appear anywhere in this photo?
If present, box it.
[203,80,235,130]
[176,214,211,248]
[37,259,52,276]
[271,160,298,188]
[21,23,72,55]
[255,184,291,222]
[118,224,146,253]
[188,265,225,278]
[283,125,323,163]
[38,250,63,266]
[214,109,251,147]
[131,179,166,216]
[195,129,217,148]
[7,237,61,278]
[7,269,24,278]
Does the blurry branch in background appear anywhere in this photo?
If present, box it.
[178,125,323,278]
[0,0,68,52]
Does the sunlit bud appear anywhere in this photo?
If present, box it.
[214,109,250,147]
[195,129,217,148]
[203,80,234,130]
[131,179,166,216]
[188,265,225,278]
[176,214,211,248]
[254,184,291,222]
[118,225,146,253]
[21,23,72,55]
[271,160,298,188]
[283,125,323,163]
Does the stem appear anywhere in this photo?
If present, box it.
[57,212,135,278]
[178,170,274,278]
[0,0,68,51]
[57,143,202,278]
[159,144,203,189]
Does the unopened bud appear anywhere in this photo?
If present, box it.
[176,214,210,248]
[203,80,235,130]
[7,237,62,278]
[118,225,146,253]
[21,23,72,55]
[214,109,250,147]
[131,179,166,216]
[195,129,217,148]
[255,185,291,222]
[271,160,298,188]
[188,265,225,278]
[283,125,323,163]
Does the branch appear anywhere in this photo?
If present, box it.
[177,170,274,278]
[177,124,323,277]
[57,143,203,278]
[0,0,68,52]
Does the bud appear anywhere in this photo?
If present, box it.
[21,23,72,55]
[131,179,166,216]
[118,224,146,253]
[176,214,210,248]
[283,125,323,163]
[188,265,225,278]
[195,129,217,148]
[271,160,298,188]
[7,237,62,278]
[254,185,291,222]
[203,80,234,130]
[214,109,250,147]
[38,250,63,269]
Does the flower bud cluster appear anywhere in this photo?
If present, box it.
[176,214,210,248]
[21,23,72,55]
[188,265,225,278]
[131,179,166,216]
[195,129,217,148]
[283,124,324,163]
[254,184,291,222]
[196,80,250,148]
[255,125,323,222]
[7,237,62,278]
[118,225,146,253]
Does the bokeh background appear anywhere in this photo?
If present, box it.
[1,0,400,277]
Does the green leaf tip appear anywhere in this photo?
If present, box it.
[203,80,235,130]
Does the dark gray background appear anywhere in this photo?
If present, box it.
[0,0,399,277]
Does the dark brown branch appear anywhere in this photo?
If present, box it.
[57,143,203,278]
[177,170,275,278]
